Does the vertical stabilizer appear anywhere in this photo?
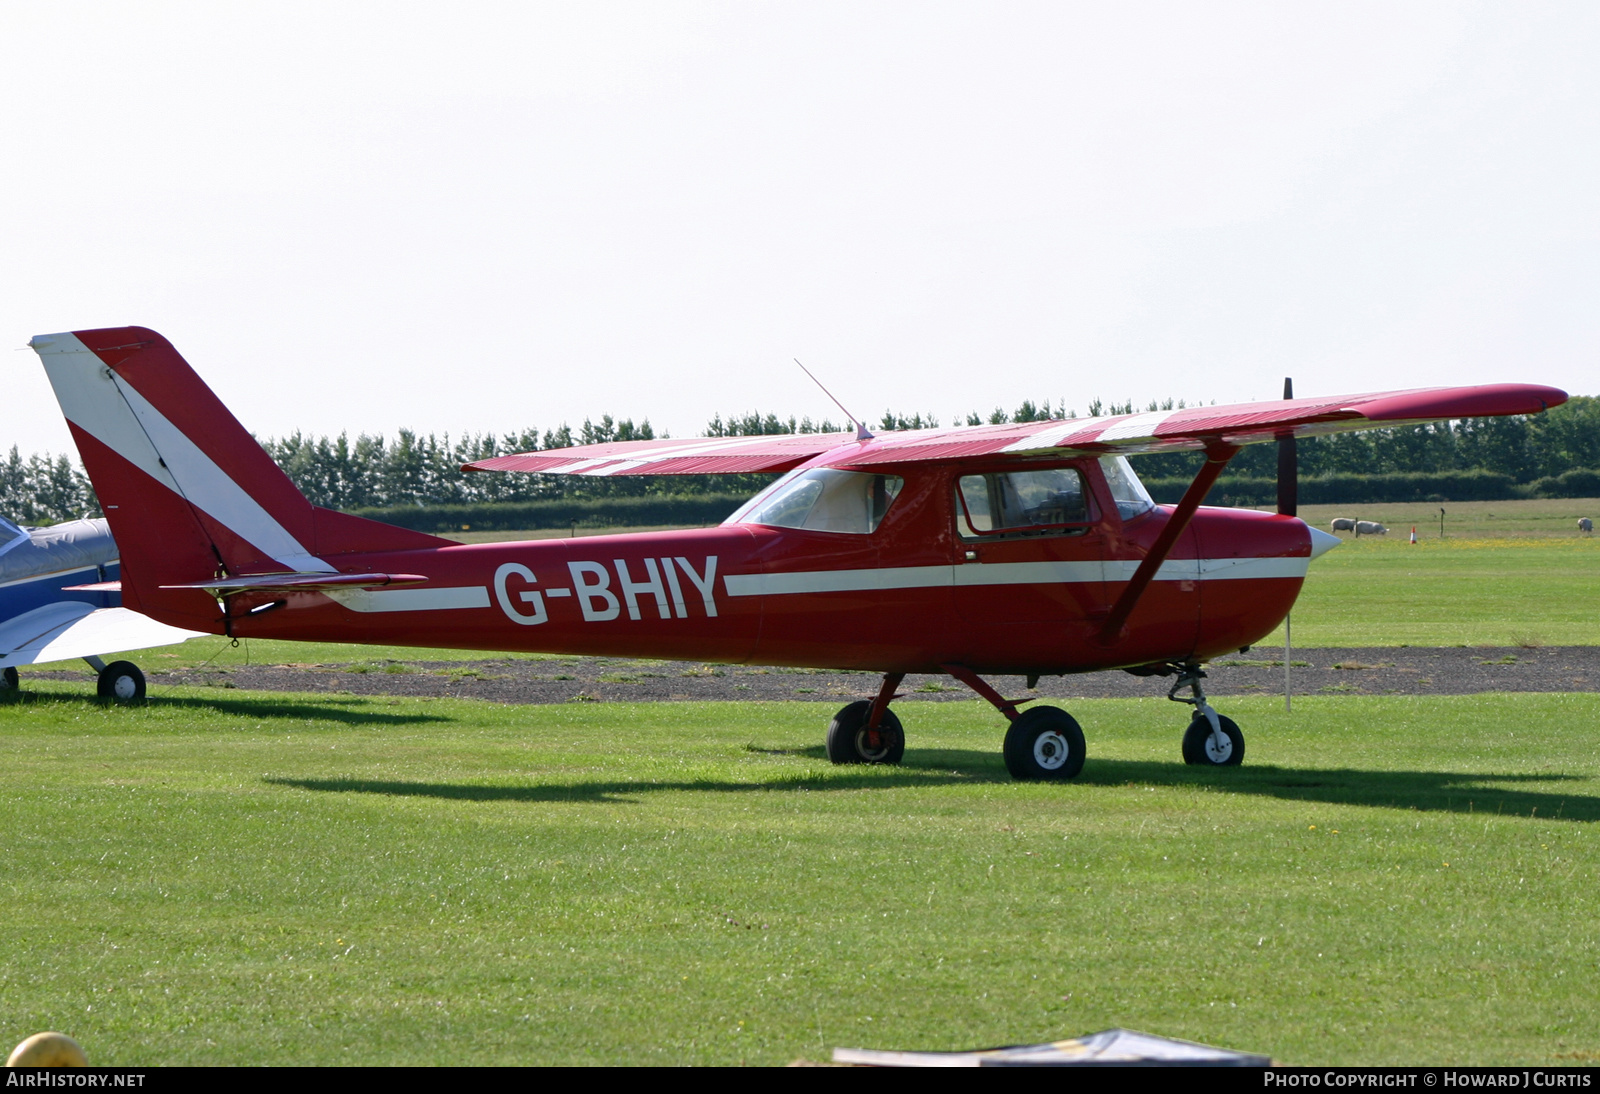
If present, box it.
[31,327,443,628]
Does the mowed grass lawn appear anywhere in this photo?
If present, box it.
[1257,536,1598,648]
[3,685,1600,1065]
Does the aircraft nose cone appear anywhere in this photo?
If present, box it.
[1307,525,1341,561]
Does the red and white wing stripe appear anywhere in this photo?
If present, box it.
[465,384,1567,475]
[835,384,1568,465]
[465,431,857,476]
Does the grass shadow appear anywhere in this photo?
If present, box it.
[746,743,1003,769]
[0,687,450,727]
[267,766,993,803]
[262,733,1600,816]
[1079,758,1599,820]
[751,744,1600,820]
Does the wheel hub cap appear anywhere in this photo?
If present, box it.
[856,730,889,761]
[113,676,137,700]
[1033,731,1070,770]
[1204,731,1232,763]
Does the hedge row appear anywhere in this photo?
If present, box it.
[348,469,1600,533]
[1146,468,1600,506]
[345,493,750,533]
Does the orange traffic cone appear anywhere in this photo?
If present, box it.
[1410,526,1418,544]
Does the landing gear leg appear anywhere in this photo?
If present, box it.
[941,663,1086,781]
[1169,662,1243,766]
[825,672,905,764]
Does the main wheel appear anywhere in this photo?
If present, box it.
[1002,705,1086,781]
[825,700,905,765]
[1182,713,1244,766]
[97,660,146,702]
[1,666,17,691]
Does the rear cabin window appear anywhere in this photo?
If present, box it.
[726,468,904,534]
[956,468,1092,539]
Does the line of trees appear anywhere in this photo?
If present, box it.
[2,396,1594,526]
[0,450,99,526]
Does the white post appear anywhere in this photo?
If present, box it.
[1284,614,1292,713]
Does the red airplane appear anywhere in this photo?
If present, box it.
[30,327,1566,779]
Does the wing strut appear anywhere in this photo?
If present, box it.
[1096,442,1240,645]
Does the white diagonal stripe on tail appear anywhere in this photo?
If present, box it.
[31,332,335,574]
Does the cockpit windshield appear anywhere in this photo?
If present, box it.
[1099,456,1156,520]
[725,468,904,534]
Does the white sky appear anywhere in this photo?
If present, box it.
[4,1,1596,457]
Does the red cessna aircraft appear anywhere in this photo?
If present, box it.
[31,328,1566,779]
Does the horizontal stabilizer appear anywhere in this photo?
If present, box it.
[160,572,429,597]
[62,581,122,593]
[465,383,1568,474]
[0,603,205,667]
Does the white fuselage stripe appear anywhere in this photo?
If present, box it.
[723,556,1308,597]
[325,586,492,613]
[33,333,335,574]
[322,557,1303,615]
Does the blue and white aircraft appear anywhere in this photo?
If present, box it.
[0,514,203,698]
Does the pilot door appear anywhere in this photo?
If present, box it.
[949,464,1109,669]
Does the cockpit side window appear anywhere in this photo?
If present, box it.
[955,467,1093,540]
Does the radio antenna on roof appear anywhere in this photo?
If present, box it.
[795,358,873,442]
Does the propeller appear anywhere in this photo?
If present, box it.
[1277,376,1297,713]
[1276,376,1297,517]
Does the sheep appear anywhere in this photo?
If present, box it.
[1582,517,1594,534]
[1329,517,1357,532]
[1354,521,1388,536]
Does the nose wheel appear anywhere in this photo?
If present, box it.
[1182,712,1243,765]
[1169,663,1244,766]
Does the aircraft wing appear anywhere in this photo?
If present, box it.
[463,384,1566,474]
[0,603,206,669]
[464,431,858,476]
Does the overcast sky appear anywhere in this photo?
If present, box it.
[4,2,1596,457]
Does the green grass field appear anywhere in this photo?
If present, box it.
[3,684,1599,1065]
[1258,535,1598,648]
[1284,499,1600,541]
[1252,498,1599,646]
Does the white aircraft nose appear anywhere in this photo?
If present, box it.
[1307,525,1342,561]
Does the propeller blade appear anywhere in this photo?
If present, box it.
[1276,377,1297,517]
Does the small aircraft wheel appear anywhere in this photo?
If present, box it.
[1,666,17,691]
[1002,705,1086,781]
[96,661,146,703]
[825,700,905,765]
[1182,713,1244,766]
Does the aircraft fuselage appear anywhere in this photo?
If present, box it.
[204,459,1312,676]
